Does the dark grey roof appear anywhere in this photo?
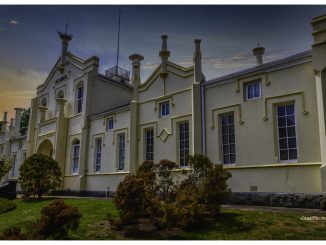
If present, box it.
[89,103,130,120]
[204,50,312,87]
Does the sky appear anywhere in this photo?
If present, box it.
[1,5,326,119]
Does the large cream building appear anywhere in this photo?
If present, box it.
[2,14,326,196]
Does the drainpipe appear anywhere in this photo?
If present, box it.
[201,84,206,155]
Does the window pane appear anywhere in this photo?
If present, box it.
[223,155,230,164]
[222,135,229,144]
[228,115,234,124]
[222,115,228,125]
[286,104,294,115]
[230,154,236,164]
[230,144,235,154]
[223,145,229,154]
[278,117,286,127]
[287,126,296,137]
[229,134,235,143]
[222,125,228,134]
[254,83,260,97]
[289,149,297,160]
[286,115,295,126]
[229,125,234,134]
[288,137,297,148]
[279,127,287,138]
[248,85,254,99]
[277,106,285,116]
[279,139,287,149]
[280,150,288,160]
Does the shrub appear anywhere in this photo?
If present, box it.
[0,227,27,240]
[155,159,179,202]
[37,199,82,239]
[114,161,162,225]
[0,198,16,214]
[19,154,62,199]
[0,157,11,180]
[0,199,82,240]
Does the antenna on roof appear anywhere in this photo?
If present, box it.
[116,9,122,73]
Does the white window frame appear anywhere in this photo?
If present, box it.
[245,80,261,101]
[160,101,170,117]
[94,138,102,173]
[178,121,189,167]
[75,83,84,114]
[220,113,236,165]
[145,128,154,161]
[276,103,298,163]
[71,141,80,174]
[118,133,125,171]
[106,118,114,131]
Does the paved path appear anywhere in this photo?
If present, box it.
[222,204,326,215]
[17,195,326,215]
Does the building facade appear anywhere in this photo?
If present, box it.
[1,14,326,194]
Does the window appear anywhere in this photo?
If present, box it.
[221,113,236,164]
[41,97,47,107]
[179,122,189,167]
[160,101,170,117]
[12,155,16,177]
[106,118,114,130]
[145,128,154,161]
[245,80,261,100]
[118,134,125,171]
[76,82,84,114]
[277,104,297,161]
[22,152,27,162]
[94,138,102,172]
[72,140,80,174]
[57,90,64,99]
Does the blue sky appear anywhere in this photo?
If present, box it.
[1,5,326,118]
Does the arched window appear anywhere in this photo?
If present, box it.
[41,97,47,107]
[75,82,84,114]
[71,139,80,174]
[57,90,64,99]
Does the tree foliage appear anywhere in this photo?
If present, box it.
[0,157,11,180]
[19,153,62,199]
[0,199,82,240]
[19,108,30,136]
[114,154,232,230]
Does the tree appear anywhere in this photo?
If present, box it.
[0,157,11,180]
[19,154,62,199]
[19,108,30,136]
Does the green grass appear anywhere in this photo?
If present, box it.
[1,198,326,240]
[0,198,16,214]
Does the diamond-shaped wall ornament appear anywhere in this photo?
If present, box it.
[159,128,169,142]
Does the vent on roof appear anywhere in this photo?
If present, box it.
[105,65,130,84]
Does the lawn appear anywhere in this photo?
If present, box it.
[1,197,326,240]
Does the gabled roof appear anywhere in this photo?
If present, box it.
[37,52,99,93]
[89,103,130,119]
[204,50,312,88]
[139,61,194,92]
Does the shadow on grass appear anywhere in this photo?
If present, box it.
[20,197,56,204]
[121,212,254,240]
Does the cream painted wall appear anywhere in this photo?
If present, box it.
[226,163,322,193]
[137,64,194,165]
[87,110,131,174]
[205,62,320,166]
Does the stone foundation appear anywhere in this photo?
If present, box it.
[228,192,326,210]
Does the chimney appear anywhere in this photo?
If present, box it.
[159,35,170,78]
[3,112,8,122]
[14,108,23,137]
[253,44,265,66]
[9,118,14,137]
[129,54,144,102]
[193,39,206,84]
[58,24,73,72]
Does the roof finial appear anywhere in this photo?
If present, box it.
[257,42,260,47]
[65,22,68,34]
